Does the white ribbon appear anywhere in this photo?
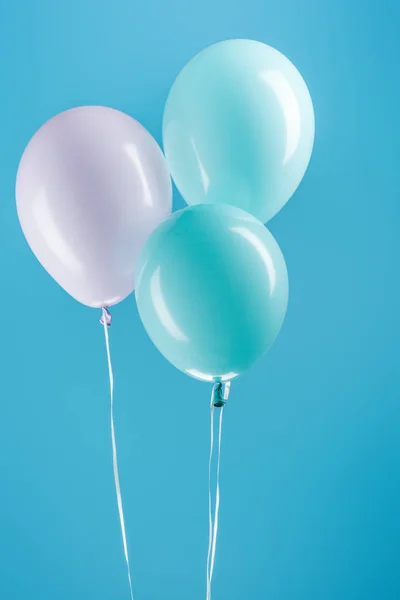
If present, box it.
[206,390,225,600]
[102,310,134,600]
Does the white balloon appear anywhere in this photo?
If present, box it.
[16,106,172,307]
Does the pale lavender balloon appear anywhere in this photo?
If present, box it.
[16,106,172,308]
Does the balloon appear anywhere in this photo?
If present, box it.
[16,106,172,308]
[135,203,288,382]
[163,39,314,223]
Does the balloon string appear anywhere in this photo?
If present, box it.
[206,392,214,600]
[206,386,225,600]
[101,307,134,600]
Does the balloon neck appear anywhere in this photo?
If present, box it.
[212,381,231,407]
[100,306,112,327]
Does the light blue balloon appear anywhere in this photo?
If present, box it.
[163,39,315,223]
[135,204,288,383]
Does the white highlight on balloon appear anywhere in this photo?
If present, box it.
[124,143,154,206]
[261,69,301,165]
[150,267,189,342]
[190,137,210,193]
[186,369,214,382]
[186,369,238,382]
[230,226,276,293]
[220,372,238,382]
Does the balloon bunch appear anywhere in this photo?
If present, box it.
[137,39,314,383]
[16,39,314,599]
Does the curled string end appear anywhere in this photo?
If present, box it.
[100,306,112,327]
[212,381,231,408]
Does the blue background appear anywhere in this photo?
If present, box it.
[1,0,399,599]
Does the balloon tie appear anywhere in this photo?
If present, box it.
[206,382,230,600]
[101,307,134,600]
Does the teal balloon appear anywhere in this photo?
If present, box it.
[163,39,315,223]
[135,204,288,382]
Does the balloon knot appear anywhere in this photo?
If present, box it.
[212,381,231,407]
[100,306,112,327]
